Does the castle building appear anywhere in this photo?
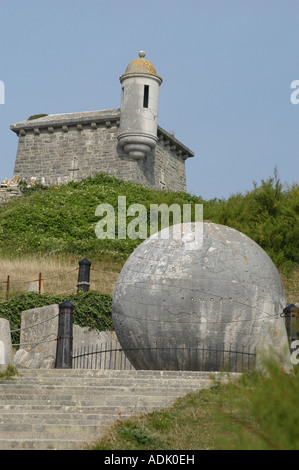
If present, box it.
[10,52,194,192]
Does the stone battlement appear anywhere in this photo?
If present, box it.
[0,176,22,205]
[10,109,194,191]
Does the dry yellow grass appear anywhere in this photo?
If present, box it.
[280,267,299,305]
[0,256,121,300]
[0,256,298,305]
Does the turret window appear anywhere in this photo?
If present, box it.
[143,85,149,108]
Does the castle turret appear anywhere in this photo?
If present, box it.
[118,51,162,160]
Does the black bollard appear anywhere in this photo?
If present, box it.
[56,300,75,369]
[77,258,91,293]
[282,304,299,343]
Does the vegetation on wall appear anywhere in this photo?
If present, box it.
[0,291,113,346]
[27,114,48,121]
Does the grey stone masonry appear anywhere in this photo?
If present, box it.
[0,319,14,371]
[0,178,22,205]
[10,109,194,191]
[14,303,133,370]
[0,369,236,450]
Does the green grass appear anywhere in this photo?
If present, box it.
[0,170,298,271]
[0,171,298,450]
[0,365,18,382]
[89,362,299,451]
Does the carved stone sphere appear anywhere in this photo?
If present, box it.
[112,222,289,371]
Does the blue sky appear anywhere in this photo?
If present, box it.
[0,0,298,200]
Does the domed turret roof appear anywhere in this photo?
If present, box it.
[123,51,161,80]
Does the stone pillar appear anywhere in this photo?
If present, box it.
[0,319,14,371]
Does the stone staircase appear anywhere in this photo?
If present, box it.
[0,369,236,450]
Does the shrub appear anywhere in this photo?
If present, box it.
[0,171,297,269]
[0,290,113,346]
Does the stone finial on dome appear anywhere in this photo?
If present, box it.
[123,51,161,78]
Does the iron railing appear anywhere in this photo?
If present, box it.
[73,341,256,373]
[73,341,134,370]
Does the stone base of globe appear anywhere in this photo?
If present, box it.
[112,222,290,372]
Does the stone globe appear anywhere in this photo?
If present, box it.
[112,222,289,371]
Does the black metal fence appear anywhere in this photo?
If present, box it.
[73,341,134,370]
[73,342,256,373]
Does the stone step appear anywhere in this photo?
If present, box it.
[0,404,151,413]
[0,384,208,397]
[0,374,213,385]
[0,368,233,450]
[0,412,133,424]
[0,395,178,408]
[17,369,219,376]
[0,389,201,401]
[0,424,107,441]
[6,371,234,388]
[2,376,213,386]
[15,369,232,381]
[0,438,89,450]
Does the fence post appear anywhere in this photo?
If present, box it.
[6,276,10,301]
[77,258,91,293]
[56,300,75,369]
[38,273,42,294]
[282,304,299,343]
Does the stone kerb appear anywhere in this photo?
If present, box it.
[0,318,14,371]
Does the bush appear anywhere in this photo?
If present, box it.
[203,171,299,270]
[0,290,113,346]
[0,171,297,270]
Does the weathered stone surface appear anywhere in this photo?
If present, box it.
[73,326,133,370]
[18,304,59,369]
[10,110,193,192]
[73,325,117,348]
[0,184,22,205]
[112,222,291,371]
[0,319,14,370]
[14,349,33,369]
[15,304,131,369]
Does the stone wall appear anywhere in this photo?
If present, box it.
[11,109,193,192]
[14,304,133,370]
[0,179,22,205]
[0,319,14,370]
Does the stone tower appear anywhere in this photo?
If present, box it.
[118,51,162,160]
[10,52,194,191]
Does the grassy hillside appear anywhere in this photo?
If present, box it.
[0,171,298,272]
[0,173,202,262]
[0,172,298,450]
[90,361,299,450]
